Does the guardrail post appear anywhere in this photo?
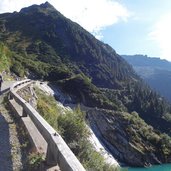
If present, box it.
[22,109,28,117]
[46,139,58,166]
[8,93,13,100]
[22,102,28,117]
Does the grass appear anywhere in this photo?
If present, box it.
[35,87,60,131]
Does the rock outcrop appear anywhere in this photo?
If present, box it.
[87,108,169,166]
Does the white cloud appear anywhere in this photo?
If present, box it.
[0,0,130,39]
[54,0,130,38]
[149,13,171,61]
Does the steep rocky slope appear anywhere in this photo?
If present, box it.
[87,108,171,166]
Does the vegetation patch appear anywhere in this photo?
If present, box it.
[57,74,118,110]
[28,152,45,171]
[0,43,11,73]
[124,111,171,158]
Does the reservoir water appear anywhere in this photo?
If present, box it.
[127,164,171,171]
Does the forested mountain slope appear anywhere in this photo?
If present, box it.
[123,55,171,102]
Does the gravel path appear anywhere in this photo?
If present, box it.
[0,81,23,171]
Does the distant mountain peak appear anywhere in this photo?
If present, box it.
[20,1,56,14]
[43,1,52,6]
[40,1,55,9]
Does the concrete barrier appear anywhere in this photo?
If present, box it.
[9,80,86,171]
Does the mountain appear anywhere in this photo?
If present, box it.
[0,2,171,167]
[123,55,171,102]
[0,2,136,89]
[122,55,171,70]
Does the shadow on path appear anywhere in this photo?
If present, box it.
[0,114,13,171]
[0,81,29,170]
[0,88,10,95]
[0,85,13,170]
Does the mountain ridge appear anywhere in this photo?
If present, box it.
[123,54,171,102]
[122,54,171,70]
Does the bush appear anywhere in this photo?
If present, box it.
[28,152,45,170]
[0,43,11,72]
[58,106,89,143]
[35,87,59,130]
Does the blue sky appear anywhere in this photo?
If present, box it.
[101,0,171,59]
[0,0,171,61]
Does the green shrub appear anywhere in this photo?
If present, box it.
[35,87,59,130]
[28,152,45,170]
[58,106,89,143]
[0,43,11,72]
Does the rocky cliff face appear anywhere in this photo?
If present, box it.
[87,108,170,166]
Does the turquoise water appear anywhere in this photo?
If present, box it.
[126,164,171,171]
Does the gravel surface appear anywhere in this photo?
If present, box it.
[0,81,23,171]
